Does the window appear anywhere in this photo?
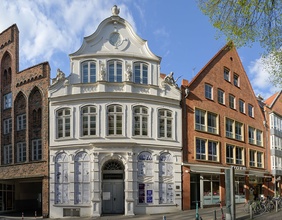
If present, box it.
[57,108,71,138]
[248,127,263,146]
[108,105,123,135]
[159,153,173,176]
[3,145,12,164]
[248,126,255,144]
[196,138,219,161]
[226,144,244,165]
[81,61,96,83]
[234,73,239,87]
[226,118,244,141]
[3,118,12,134]
[32,139,42,161]
[134,62,148,84]
[205,84,213,100]
[108,60,122,82]
[224,68,230,81]
[195,109,218,134]
[229,94,235,109]
[81,106,96,136]
[249,150,264,168]
[4,93,12,109]
[218,89,225,104]
[138,183,153,204]
[248,104,254,117]
[159,109,172,138]
[55,153,69,204]
[159,183,174,204]
[16,142,26,163]
[226,118,234,138]
[138,152,153,176]
[133,106,148,136]
[256,130,262,146]
[17,114,26,130]
[235,121,243,141]
[239,99,245,113]
[74,152,90,204]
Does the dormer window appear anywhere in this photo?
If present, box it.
[81,61,96,83]
[108,60,122,82]
[134,62,148,84]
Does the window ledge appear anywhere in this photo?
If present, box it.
[55,137,76,142]
[132,136,154,140]
[106,135,125,139]
[53,204,91,207]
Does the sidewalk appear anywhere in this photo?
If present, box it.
[0,204,252,220]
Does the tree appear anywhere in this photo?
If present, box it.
[197,0,282,86]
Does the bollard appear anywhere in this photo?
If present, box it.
[249,204,253,219]
[163,215,166,220]
[35,210,37,219]
[22,212,24,220]
[213,210,216,220]
[276,200,278,212]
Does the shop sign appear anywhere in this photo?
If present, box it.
[231,166,246,171]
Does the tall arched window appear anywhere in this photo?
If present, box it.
[158,109,173,138]
[108,60,122,82]
[138,151,153,204]
[81,61,96,83]
[134,62,148,84]
[107,104,123,135]
[159,152,174,204]
[57,108,71,138]
[55,153,69,204]
[81,105,97,136]
[133,106,148,136]
[74,152,90,204]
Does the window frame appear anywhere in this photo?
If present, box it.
[224,67,230,81]
[56,108,71,139]
[3,118,12,134]
[81,60,96,83]
[4,92,12,109]
[16,142,26,163]
[195,137,219,162]
[233,73,239,87]
[225,118,244,141]
[195,108,218,134]
[81,105,97,137]
[158,109,173,139]
[134,62,148,84]
[108,60,122,82]
[249,150,264,168]
[133,105,148,136]
[17,114,26,131]
[32,139,42,161]
[3,144,12,164]
[248,104,254,117]
[226,144,244,165]
[217,89,225,105]
[239,99,245,114]
[205,84,213,100]
[107,104,123,136]
[229,94,235,109]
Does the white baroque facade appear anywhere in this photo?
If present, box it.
[49,5,182,218]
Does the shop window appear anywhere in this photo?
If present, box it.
[138,151,153,176]
[74,152,90,204]
[202,175,220,205]
[138,183,153,204]
[55,153,69,204]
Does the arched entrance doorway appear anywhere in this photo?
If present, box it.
[102,159,125,214]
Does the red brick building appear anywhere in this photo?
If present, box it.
[0,24,50,217]
[181,43,270,210]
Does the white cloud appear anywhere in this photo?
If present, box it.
[0,0,133,77]
[248,57,280,99]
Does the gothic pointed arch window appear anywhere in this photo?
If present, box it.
[74,152,90,204]
[55,152,69,204]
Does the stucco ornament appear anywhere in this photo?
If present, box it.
[52,68,65,85]
[125,64,132,81]
[163,72,180,88]
[99,62,106,81]
[111,5,120,16]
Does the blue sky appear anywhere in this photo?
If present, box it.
[0,0,279,99]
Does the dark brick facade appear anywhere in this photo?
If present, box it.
[0,24,50,217]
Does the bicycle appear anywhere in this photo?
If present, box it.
[192,201,203,220]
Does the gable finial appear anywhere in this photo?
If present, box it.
[112,5,120,16]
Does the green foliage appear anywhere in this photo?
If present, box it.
[197,0,282,86]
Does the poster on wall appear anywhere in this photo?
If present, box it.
[147,190,153,203]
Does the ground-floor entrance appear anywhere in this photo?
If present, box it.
[102,159,125,214]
